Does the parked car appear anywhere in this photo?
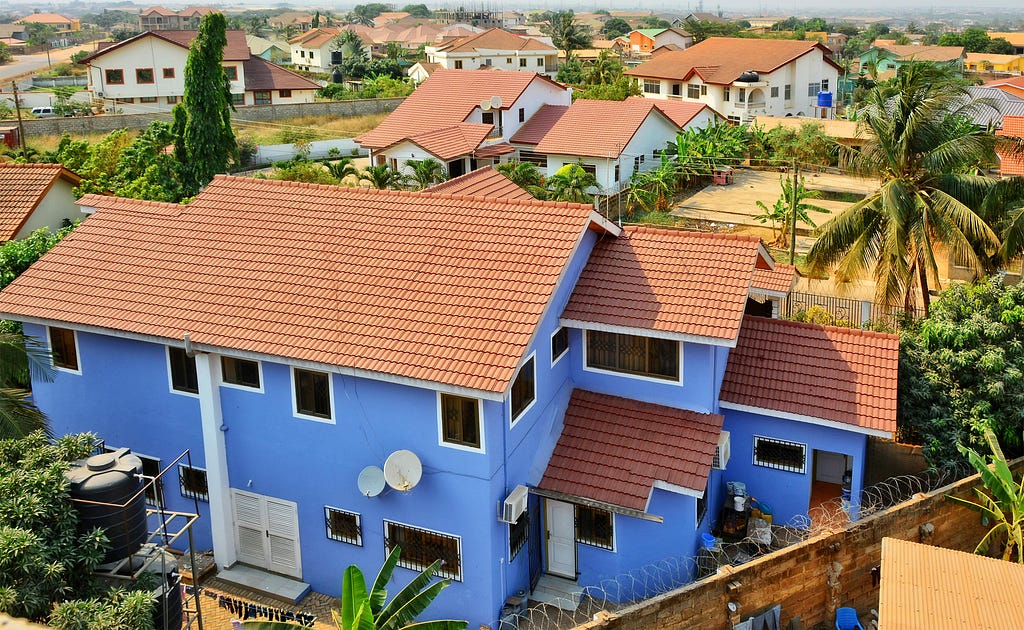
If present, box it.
[30,107,55,117]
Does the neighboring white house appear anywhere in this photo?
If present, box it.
[288,27,373,73]
[626,37,842,123]
[425,28,558,77]
[512,97,723,191]
[0,163,86,242]
[82,29,320,112]
[355,69,571,178]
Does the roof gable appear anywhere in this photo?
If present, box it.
[433,27,556,53]
[82,29,251,63]
[534,99,661,158]
[0,163,81,241]
[242,56,321,91]
[0,176,608,395]
[426,166,535,201]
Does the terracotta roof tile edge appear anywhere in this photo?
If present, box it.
[744,314,899,343]
[625,223,763,242]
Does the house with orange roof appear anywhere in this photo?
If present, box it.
[0,163,86,242]
[625,28,692,57]
[82,29,320,112]
[626,37,842,123]
[425,28,558,77]
[356,68,572,178]
[984,75,1024,100]
[267,11,314,32]
[0,168,898,628]
[137,6,215,31]
[997,115,1024,177]
[288,27,372,73]
[18,12,79,32]
[964,52,1024,74]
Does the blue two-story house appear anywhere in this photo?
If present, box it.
[0,174,898,628]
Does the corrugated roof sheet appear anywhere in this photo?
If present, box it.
[0,176,607,394]
[0,163,81,242]
[879,537,1024,629]
[538,389,723,511]
[626,37,841,84]
[720,316,898,433]
[561,226,763,343]
[426,166,535,201]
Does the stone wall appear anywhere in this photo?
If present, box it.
[578,460,1022,630]
[12,98,404,138]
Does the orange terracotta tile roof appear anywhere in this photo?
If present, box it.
[141,6,178,16]
[751,263,796,296]
[720,316,898,434]
[985,75,1024,89]
[626,37,841,84]
[509,104,568,145]
[539,389,723,512]
[432,28,556,53]
[535,99,672,158]
[394,123,493,161]
[0,163,82,242]
[873,43,964,62]
[628,96,720,128]
[19,13,74,24]
[83,29,251,63]
[879,537,1024,629]
[426,166,534,201]
[242,56,321,91]
[288,27,342,47]
[473,142,515,158]
[356,69,564,150]
[997,116,1024,175]
[561,226,765,343]
[0,176,613,394]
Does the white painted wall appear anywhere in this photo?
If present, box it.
[425,47,556,76]
[14,177,82,240]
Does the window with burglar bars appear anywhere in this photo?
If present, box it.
[752,436,806,474]
[106,448,163,506]
[575,505,613,549]
[325,506,361,545]
[179,464,209,502]
[586,330,679,381]
[384,521,461,580]
[509,512,528,560]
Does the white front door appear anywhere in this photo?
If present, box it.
[231,489,302,579]
[545,499,576,579]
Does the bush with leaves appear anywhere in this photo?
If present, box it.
[899,277,1024,466]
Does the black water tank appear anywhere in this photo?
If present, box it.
[148,551,183,630]
[67,449,149,564]
[738,70,759,82]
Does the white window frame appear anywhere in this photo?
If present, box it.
[437,392,485,453]
[509,352,536,428]
[582,329,684,385]
[290,366,335,424]
[383,519,463,581]
[166,346,199,398]
[219,355,264,393]
[550,326,569,367]
[325,505,362,546]
[178,463,209,502]
[752,435,807,474]
[47,326,82,375]
[643,79,661,94]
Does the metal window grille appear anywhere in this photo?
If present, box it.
[384,521,462,581]
[586,330,679,380]
[509,512,529,560]
[752,436,806,474]
[325,506,362,545]
[575,505,613,550]
[178,465,209,502]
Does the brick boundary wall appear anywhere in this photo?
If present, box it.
[12,98,405,137]
[576,458,1024,630]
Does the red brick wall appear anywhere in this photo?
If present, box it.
[578,460,1023,630]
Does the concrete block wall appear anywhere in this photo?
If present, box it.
[13,98,404,138]
[578,459,1022,630]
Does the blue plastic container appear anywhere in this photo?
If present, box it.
[701,533,717,549]
[817,91,833,108]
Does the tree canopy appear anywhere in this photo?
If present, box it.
[599,17,631,39]
[539,11,592,59]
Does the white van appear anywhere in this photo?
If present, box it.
[31,107,55,117]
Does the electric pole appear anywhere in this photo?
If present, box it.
[789,158,799,265]
[11,81,26,156]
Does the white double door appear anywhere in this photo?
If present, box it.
[232,489,302,579]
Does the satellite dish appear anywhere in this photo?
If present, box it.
[489,95,503,109]
[480,98,491,111]
[383,450,422,492]
[357,466,386,498]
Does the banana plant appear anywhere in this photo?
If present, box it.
[947,429,1024,563]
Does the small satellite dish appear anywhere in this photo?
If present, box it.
[357,466,386,498]
[480,98,491,111]
[383,450,422,492]
[489,95,503,109]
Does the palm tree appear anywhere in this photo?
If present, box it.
[540,11,592,62]
[584,50,621,85]
[496,160,547,199]
[406,158,448,190]
[947,429,1024,563]
[755,175,831,248]
[0,331,53,440]
[806,63,1002,314]
[546,163,597,203]
[360,165,407,190]
[627,161,675,213]
[327,157,360,183]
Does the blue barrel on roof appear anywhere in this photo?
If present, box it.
[817,91,833,108]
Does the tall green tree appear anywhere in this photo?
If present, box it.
[172,12,237,197]
[539,11,592,61]
[546,163,597,203]
[806,63,1001,313]
[599,17,631,39]
[496,160,546,198]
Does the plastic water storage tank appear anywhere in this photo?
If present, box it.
[817,91,833,108]
[66,448,150,564]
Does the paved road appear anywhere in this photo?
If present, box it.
[0,42,98,87]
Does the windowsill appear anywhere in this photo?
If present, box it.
[53,364,82,376]
[221,381,264,394]
[439,439,485,454]
[293,411,335,424]
[582,364,682,386]
[170,388,200,398]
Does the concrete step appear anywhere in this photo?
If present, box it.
[217,564,311,605]
[530,574,583,611]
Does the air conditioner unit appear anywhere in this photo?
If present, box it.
[498,484,529,524]
[712,431,731,470]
